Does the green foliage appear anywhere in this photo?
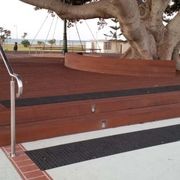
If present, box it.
[22,32,28,39]
[0,27,11,42]
[104,18,123,40]
[48,39,56,45]
[21,39,30,47]
[37,41,45,45]
[165,0,180,15]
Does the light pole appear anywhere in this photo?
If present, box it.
[63,19,68,54]
[14,25,18,40]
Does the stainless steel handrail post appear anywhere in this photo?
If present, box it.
[0,44,23,157]
[10,78,16,157]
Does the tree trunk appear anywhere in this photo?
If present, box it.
[173,41,180,70]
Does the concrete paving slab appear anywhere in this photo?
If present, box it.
[47,141,180,180]
[22,117,180,180]
[0,149,21,180]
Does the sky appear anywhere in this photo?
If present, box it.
[0,0,110,41]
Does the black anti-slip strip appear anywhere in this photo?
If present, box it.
[1,84,180,108]
[26,124,180,170]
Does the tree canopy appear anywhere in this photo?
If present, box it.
[20,0,180,69]
[165,0,180,15]
[0,27,11,43]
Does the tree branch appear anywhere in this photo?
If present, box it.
[147,0,170,42]
[149,0,170,27]
[20,0,62,12]
[58,0,114,19]
[20,0,113,19]
[173,41,180,70]
[167,12,180,38]
[158,12,180,60]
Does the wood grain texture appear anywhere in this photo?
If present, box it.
[65,53,176,77]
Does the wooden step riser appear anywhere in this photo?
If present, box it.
[1,91,180,126]
[1,102,180,146]
[0,104,6,112]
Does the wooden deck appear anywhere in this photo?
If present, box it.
[1,53,180,146]
[65,53,176,77]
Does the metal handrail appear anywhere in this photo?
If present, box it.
[0,45,23,97]
[0,44,23,157]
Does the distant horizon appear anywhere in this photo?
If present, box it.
[4,38,95,46]
[4,38,110,46]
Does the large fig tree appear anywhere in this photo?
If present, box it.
[20,0,180,69]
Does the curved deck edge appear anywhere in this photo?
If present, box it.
[65,53,176,77]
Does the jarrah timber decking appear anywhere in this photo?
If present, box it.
[0,54,180,146]
[65,53,176,77]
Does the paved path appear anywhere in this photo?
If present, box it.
[1,117,180,180]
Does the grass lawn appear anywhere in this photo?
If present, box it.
[3,43,84,53]
[3,44,30,52]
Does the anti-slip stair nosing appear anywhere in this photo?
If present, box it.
[1,84,180,108]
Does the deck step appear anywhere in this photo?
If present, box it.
[1,100,180,146]
[1,91,180,125]
[2,84,180,108]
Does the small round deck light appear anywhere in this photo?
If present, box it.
[101,120,107,129]
[91,104,96,113]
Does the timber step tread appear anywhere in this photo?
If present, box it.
[1,90,180,126]
[1,84,180,107]
[1,101,180,145]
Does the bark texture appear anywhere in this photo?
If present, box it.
[20,0,180,69]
